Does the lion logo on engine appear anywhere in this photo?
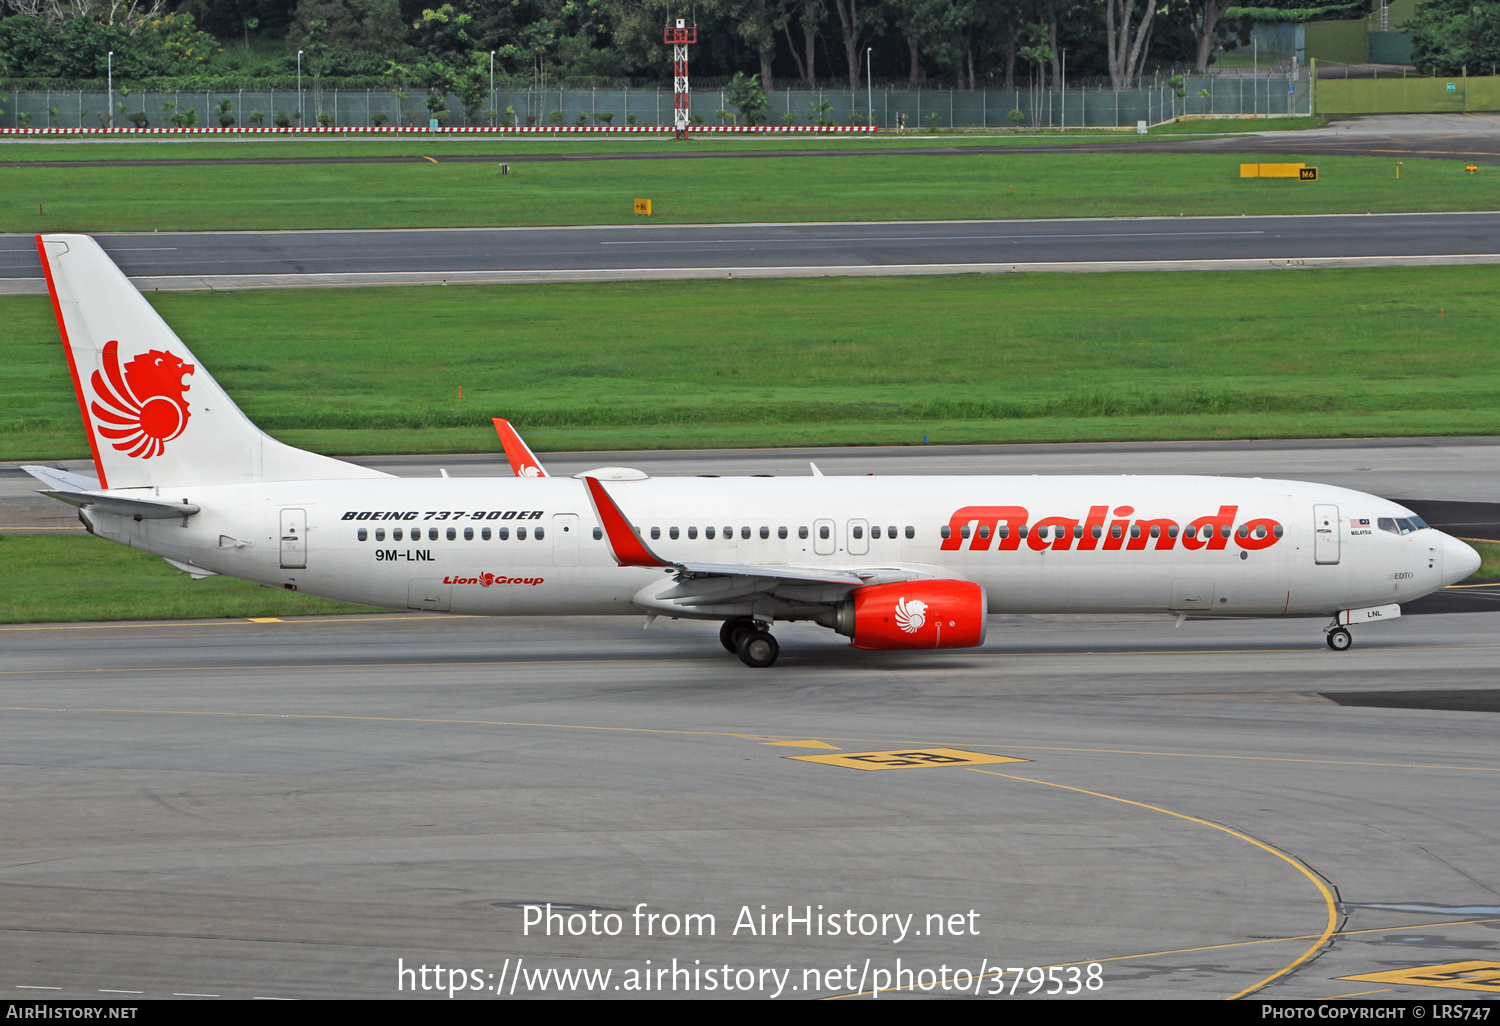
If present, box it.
[894,597,927,633]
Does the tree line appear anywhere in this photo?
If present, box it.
[1,0,1489,89]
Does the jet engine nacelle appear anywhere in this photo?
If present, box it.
[831,580,988,650]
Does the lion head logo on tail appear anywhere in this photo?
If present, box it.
[89,340,195,459]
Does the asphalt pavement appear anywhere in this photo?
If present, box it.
[2,211,1498,293]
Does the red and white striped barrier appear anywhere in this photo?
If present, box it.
[0,124,879,136]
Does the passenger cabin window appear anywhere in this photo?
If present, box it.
[799,526,809,539]
[393,527,403,541]
[593,527,602,540]
[535,527,545,540]
[852,525,864,540]
[688,527,698,539]
[960,526,971,539]
[428,527,439,541]
[517,526,527,540]
[819,526,830,540]
[357,528,368,541]
[905,526,915,539]
[741,527,751,540]
[760,526,769,539]
[499,527,510,540]
[375,528,385,541]
[977,526,990,540]
[446,527,456,541]
[706,527,716,540]
[650,527,660,540]
[778,526,787,539]
[941,526,951,539]
[482,527,491,540]
[670,527,679,540]
[871,526,881,539]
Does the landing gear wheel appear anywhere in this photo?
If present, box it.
[720,617,758,654]
[736,630,779,668]
[1326,627,1352,651]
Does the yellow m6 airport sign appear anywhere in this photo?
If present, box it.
[1240,163,1317,181]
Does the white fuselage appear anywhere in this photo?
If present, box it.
[83,474,1466,620]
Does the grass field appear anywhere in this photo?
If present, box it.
[2,149,1485,231]
[0,534,380,623]
[4,265,1497,459]
[1470,539,1500,578]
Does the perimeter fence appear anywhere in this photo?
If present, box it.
[2,76,1308,131]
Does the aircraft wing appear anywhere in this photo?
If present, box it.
[581,475,937,614]
[493,418,548,478]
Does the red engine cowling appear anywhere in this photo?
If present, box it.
[841,580,988,650]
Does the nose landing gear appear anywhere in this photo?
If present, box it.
[1325,626,1352,651]
[720,618,779,667]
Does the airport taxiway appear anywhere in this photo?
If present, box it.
[4,211,1500,293]
[2,609,1498,999]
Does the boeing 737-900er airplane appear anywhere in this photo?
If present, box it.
[26,234,1481,666]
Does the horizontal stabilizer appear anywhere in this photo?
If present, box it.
[162,557,219,579]
[39,489,199,520]
[20,464,99,492]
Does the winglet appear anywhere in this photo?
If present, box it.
[494,418,548,478]
[581,476,672,568]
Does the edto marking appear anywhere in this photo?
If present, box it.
[790,747,1028,771]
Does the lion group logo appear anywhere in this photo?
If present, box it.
[90,340,195,459]
[517,465,543,478]
[894,597,927,634]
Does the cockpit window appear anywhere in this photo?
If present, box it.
[1378,517,1426,536]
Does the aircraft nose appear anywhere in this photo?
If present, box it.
[1441,533,1482,586]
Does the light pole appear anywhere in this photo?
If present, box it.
[866,46,873,126]
[107,51,113,130]
[490,50,495,126]
[297,50,304,127]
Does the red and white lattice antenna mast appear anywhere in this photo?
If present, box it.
[664,17,697,139]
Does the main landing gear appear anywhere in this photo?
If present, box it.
[1325,626,1353,651]
[720,617,780,668]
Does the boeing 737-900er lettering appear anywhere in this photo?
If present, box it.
[26,234,1481,666]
